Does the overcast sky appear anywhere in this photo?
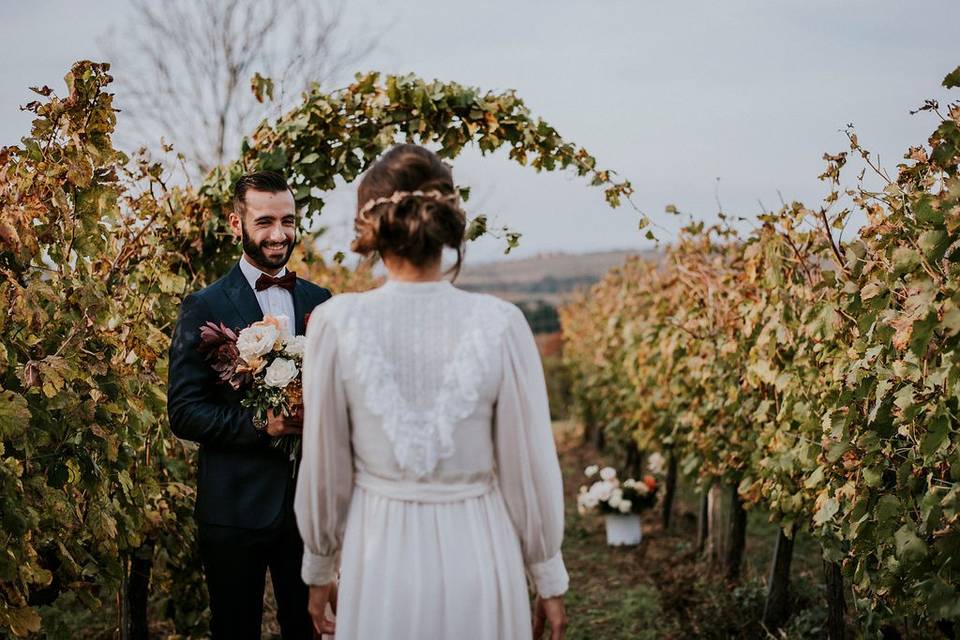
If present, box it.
[3,1,959,262]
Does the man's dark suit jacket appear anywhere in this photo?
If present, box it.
[167,262,331,529]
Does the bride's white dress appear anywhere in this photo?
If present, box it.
[293,279,569,639]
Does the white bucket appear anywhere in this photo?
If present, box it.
[604,513,642,546]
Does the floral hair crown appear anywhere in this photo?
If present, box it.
[357,189,460,217]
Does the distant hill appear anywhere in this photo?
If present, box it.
[458,249,649,306]
[457,249,654,334]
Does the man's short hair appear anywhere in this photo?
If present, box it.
[232,170,292,214]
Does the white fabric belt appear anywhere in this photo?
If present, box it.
[354,471,495,503]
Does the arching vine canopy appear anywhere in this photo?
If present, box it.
[0,61,636,635]
[179,70,640,281]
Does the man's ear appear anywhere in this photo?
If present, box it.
[228,209,243,239]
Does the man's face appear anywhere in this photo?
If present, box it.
[229,189,297,272]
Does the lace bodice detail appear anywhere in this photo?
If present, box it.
[322,280,513,478]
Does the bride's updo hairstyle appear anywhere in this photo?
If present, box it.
[352,144,467,278]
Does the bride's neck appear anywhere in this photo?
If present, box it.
[382,253,443,282]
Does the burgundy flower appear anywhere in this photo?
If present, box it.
[197,322,251,390]
[198,321,238,353]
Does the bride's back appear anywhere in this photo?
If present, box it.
[315,281,521,481]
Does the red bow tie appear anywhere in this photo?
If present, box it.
[255,271,296,292]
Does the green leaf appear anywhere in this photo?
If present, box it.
[874,496,900,533]
[827,441,849,464]
[894,524,927,564]
[892,247,920,275]
[258,146,288,171]
[920,415,950,457]
[862,466,882,487]
[804,465,825,489]
[814,496,839,525]
[941,300,960,335]
[918,229,948,261]
[860,280,885,300]
[910,311,938,358]
[943,65,960,89]
[893,385,915,412]
[928,577,960,618]
[466,215,487,241]
[0,390,30,438]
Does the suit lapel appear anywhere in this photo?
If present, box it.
[293,279,308,336]
[222,263,264,328]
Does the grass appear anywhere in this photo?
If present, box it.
[553,420,833,640]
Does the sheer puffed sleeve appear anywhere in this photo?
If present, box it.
[494,305,569,598]
[294,303,353,586]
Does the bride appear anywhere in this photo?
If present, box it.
[294,144,569,639]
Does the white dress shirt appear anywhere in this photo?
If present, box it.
[238,257,296,332]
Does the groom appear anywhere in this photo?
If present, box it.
[167,170,331,638]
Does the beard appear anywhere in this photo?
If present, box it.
[241,224,295,270]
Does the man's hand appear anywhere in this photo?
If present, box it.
[533,595,567,640]
[308,582,337,637]
[265,405,303,438]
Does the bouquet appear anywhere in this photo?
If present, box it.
[577,465,658,516]
[198,314,306,464]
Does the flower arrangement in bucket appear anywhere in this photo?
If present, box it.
[577,458,660,546]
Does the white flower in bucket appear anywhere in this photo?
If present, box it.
[647,452,666,475]
[608,488,624,510]
[577,463,660,546]
[590,480,615,501]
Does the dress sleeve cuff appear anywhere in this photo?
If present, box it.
[528,551,569,598]
[301,548,339,586]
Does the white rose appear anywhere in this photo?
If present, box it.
[576,493,590,514]
[600,467,617,482]
[623,479,637,489]
[609,488,624,509]
[237,324,279,361]
[585,465,599,478]
[647,452,666,475]
[591,480,614,501]
[618,499,633,514]
[583,494,599,509]
[284,335,306,357]
[264,358,299,388]
[635,481,650,496]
